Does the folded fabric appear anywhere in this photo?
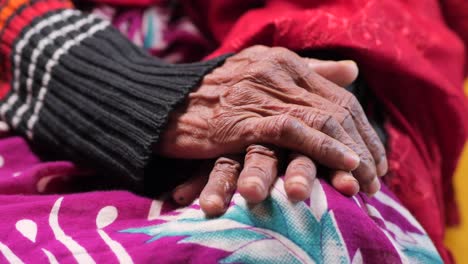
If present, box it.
[0,177,442,263]
[92,3,213,62]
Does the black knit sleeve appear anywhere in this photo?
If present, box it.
[0,8,229,182]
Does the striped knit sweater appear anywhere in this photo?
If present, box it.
[0,0,228,183]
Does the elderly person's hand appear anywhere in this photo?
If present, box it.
[157,46,387,215]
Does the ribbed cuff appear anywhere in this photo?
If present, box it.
[1,8,229,181]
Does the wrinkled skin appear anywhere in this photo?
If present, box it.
[157,46,387,216]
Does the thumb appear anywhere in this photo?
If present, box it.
[307,59,359,87]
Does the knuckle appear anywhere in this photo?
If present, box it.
[353,142,374,164]
[342,92,361,115]
[211,165,239,193]
[317,136,334,157]
[362,153,376,166]
[213,157,241,175]
[330,105,349,121]
[244,64,274,83]
[341,114,355,130]
[346,92,359,106]
[368,135,386,154]
[362,124,380,144]
[341,105,353,120]
[321,115,340,133]
[349,139,367,157]
[211,169,234,182]
[246,145,277,160]
[290,108,314,125]
[264,115,291,139]
[210,116,242,144]
[257,115,302,144]
[270,47,290,58]
[224,84,243,99]
[225,83,265,105]
[276,115,300,139]
[265,48,295,67]
[246,45,269,53]
[269,48,301,70]
[292,159,315,173]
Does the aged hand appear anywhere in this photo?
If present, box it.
[157,46,387,215]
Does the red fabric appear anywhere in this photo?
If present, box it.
[439,0,468,75]
[182,1,468,263]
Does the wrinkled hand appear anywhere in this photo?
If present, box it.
[171,57,385,216]
[157,46,387,215]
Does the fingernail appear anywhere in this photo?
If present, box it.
[285,176,310,202]
[376,158,388,177]
[344,152,360,170]
[242,177,265,194]
[339,60,357,67]
[338,173,360,196]
[366,177,381,197]
[341,174,358,184]
[286,176,309,193]
[239,177,267,203]
[308,60,334,67]
[204,195,225,211]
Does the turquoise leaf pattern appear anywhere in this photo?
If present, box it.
[124,179,350,264]
[123,179,442,264]
[370,192,444,264]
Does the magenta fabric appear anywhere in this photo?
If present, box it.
[0,126,441,263]
[92,3,213,62]
[0,148,442,264]
[0,134,84,195]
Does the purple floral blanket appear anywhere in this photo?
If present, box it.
[0,135,442,263]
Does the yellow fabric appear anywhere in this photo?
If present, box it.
[445,79,468,263]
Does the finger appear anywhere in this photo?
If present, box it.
[292,107,376,194]
[172,163,210,206]
[341,93,387,176]
[329,171,360,196]
[277,54,387,176]
[199,157,241,217]
[247,115,360,171]
[306,59,359,87]
[253,52,386,177]
[237,144,279,203]
[281,92,378,183]
[296,71,388,176]
[267,104,377,192]
[339,116,378,194]
[284,153,316,202]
